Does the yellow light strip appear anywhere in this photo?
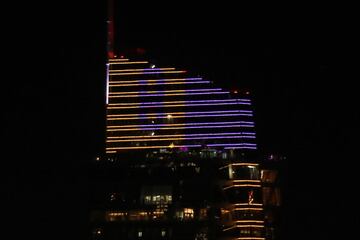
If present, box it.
[108,104,184,109]
[109,70,185,75]
[223,184,261,190]
[108,58,129,62]
[106,125,244,131]
[109,78,197,84]
[236,220,264,223]
[109,81,206,87]
[234,203,263,206]
[108,100,212,106]
[109,61,148,65]
[237,238,265,240]
[236,225,264,228]
[109,91,226,98]
[109,89,212,95]
[107,137,187,142]
[233,180,261,183]
[106,150,116,153]
[107,113,234,120]
[106,145,189,150]
[109,68,175,72]
[234,208,263,211]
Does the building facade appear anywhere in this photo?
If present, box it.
[89,57,281,240]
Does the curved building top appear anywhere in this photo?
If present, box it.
[105,57,257,154]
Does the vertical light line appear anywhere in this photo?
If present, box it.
[106,63,110,104]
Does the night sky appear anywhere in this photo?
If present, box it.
[4,1,358,240]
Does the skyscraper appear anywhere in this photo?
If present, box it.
[89,2,281,239]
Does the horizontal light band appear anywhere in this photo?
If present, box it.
[108,113,253,120]
[108,110,252,117]
[223,184,261,190]
[108,99,250,106]
[108,121,254,128]
[235,225,264,228]
[237,237,265,240]
[106,144,201,150]
[109,70,186,75]
[108,58,129,61]
[108,102,251,109]
[234,208,263,211]
[109,91,229,98]
[233,180,261,183]
[236,220,264,223]
[109,68,175,72]
[109,77,202,84]
[234,203,263,206]
[107,124,254,132]
[109,81,210,87]
[106,135,256,143]
[108,132,256,139]
[109,61,148,65]
[109,88,222,95]
[207,143,256,147]
[225,146,257,149]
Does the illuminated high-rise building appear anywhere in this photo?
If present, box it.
[89,2,281,240]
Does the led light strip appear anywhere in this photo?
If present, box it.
[109,88,222,95]
[108,113,253,120]
[107,132,256,139]
[107,102,251,109]
[108,110,252,117]
[109,68,175,72]
[106,135,256,143]
[110,81,210,87]
[223,184,261,190]
[106,144,201,150]
[106,124,254,132]
[107,121,255,128]
[108,58,129,61]
[108,98,251,106]
[109,77,203,84]
[109,61,148,65]
[109,70,186,75]
[108,91,230,98]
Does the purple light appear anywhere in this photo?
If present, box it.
[109,99,251,106]
[109,110,253,118]
[111,71,185,75]
[109,91,230,98]
[207,143,257,147]
[108,125,254,132]
[113,132,256,138]
[111,121,255,128]
[109,113,253,120]
[225,146,257,149]
[111,136,256,142]
[109,102,251,109]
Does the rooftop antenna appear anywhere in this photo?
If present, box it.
[107,0,115,59]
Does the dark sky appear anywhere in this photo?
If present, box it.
[4,1,358,239]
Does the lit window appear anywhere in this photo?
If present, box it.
[161,230,166,237]
[138,231,143,238]
[184,208,194,219]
